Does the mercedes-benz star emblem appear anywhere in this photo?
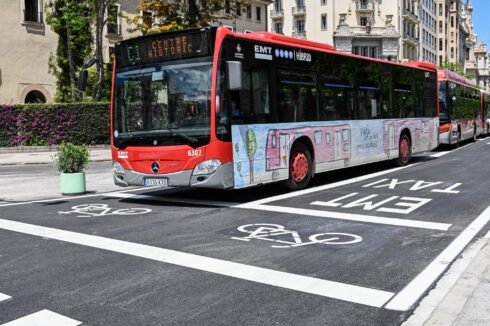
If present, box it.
[151,162,160,173]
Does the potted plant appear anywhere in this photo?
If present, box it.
[52,143,90,195]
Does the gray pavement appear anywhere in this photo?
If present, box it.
[0,146,489,325]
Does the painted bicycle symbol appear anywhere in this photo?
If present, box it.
[232,223,362,248]
[58,204,152,217]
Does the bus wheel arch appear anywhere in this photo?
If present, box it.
[284,139,313,190]
[395,130,411,167]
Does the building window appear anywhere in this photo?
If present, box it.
[236,2,242,16]
[225,0,231,14]
[24,0,42,23]
[451,47,454,58]
[360,16,368,27]
[321,14,327,30]
[246,5,252,19]
[296,20,305,33]
[274,22,283,35]
[107,4,121,35]
[274,0,283,11]
[256,7,261,21]
[321,0,327,5]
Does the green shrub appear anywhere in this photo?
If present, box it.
[52,143,90,173]
[0,103,110,146]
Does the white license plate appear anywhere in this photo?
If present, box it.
[144,178,168,187]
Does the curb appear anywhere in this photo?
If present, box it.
[0,145,111,154]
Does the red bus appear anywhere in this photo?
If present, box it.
[481,90,490,136]
[438,69,483,145]
[109,27,438,190]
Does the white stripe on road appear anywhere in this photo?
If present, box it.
[237,165,413,206]
[0,293,11,303]
[0,309,82,326]
[0,218,394,308]
[487,142,490,145]
[385,204,490,311]
[430,151,451,158]
[105,192,239,207]
[238,204,452,231]
[485,230,490,238]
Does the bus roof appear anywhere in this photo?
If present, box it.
[438,69,477,87]
[227,28,436,72]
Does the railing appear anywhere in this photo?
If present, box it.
[24,10,43,23]
[403,33,420,44]
[291,6,306,15]
[107,23,122,35]
[270,9,284,19]
[356,3,373,11]
[402,9,419,21]
[479,68,490,77]
[292,30,306,38]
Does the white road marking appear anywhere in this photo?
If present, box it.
[385,204,490,311]
[239,204,452,231]
[0,293,11,303]
[430,151,451,158]
[0,309,82,326]
[236,165,413,206]
[485,230,490,238]
[105,192,240,207]
[0,187,152,208]
[487,142,490,145]
[0,218,394,308]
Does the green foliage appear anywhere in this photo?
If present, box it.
[0,103,110,147]
[46,0,94,102]
[438,60,473,80]
[52,142,90,173]
[126,0,238,34]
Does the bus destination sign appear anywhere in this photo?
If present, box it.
[117,30,211,67]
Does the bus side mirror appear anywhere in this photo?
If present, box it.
[79,70,88,91]
[226,61,242,90]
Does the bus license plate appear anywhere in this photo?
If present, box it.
[144,178,168,187]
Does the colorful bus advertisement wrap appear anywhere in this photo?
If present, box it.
[232,118,438,188]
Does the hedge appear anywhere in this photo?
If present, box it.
[0,103,110,147]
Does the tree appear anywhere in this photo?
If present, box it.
[46,0,93,102]
[90,0,118,101]
[125,0,239,34]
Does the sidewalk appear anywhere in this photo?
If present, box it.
[0,145,111,165]
[0,147,489,325]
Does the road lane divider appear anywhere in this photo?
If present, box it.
[0,309,82,326]
[0,218,394,308]
[0,293,11,303]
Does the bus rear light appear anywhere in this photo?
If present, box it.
[439,124,451,134]
[193,159,222,175]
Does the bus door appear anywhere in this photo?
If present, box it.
[280,133,290,168]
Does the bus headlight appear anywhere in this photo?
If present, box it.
[193,159,221,175]
[113,161,125,175]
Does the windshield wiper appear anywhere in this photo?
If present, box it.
[163,122,198,144]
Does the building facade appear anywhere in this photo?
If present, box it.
[419,0,437,64]
[0,0,270,104]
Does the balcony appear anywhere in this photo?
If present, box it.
[479,68,490,77]
[402,9,419,23]
[270,9,284,19]
[292,30,307,39]
[403,33,419,45]
[24,10,43,24]
[465,61,477,70]
[292,6,306,16]
[107,23,122,35]
[356,2,374,12]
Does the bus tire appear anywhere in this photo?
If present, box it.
[394,134,411,167]
[285,143,312,190]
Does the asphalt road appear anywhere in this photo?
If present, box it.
[0,139,489,325]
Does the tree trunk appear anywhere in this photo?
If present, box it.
[94,0,105,101]
[66,25,77,101]
[187,0,198,27]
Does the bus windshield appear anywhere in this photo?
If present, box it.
[113,58,212,149]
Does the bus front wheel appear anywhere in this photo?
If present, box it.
[395,134,411,167]
[285,143,312,190]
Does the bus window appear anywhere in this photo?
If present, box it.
[357,61,381,119]
[277,69,317,122]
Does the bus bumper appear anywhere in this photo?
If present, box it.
[439,130,455,145]
[113,162,234,189]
